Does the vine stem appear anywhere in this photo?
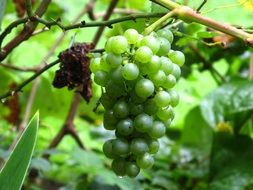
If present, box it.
[144,10,176,35]
[151,0,253,46]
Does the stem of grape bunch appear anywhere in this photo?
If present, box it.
[151,0,253,46]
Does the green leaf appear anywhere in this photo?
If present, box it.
[0,0,6,31]
[209,134,253,190]
[197,31,218,39]
[151,2,168,13]
[181,106,213,153]
[200,80,253,129]
[0,112,39,190]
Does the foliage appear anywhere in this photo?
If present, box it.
[0,0,253,190]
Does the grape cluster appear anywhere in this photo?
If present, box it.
[90,28,184,178]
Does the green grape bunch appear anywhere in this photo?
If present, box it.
[90,27,184,178]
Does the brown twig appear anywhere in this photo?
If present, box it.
[0,59,60,100]
[0,62,39,72]
[0,0,51,61]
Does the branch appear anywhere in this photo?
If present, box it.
[93,0,119,45]
[25,0,33,17]
[151,0,253,46]
[0,59,60,100]
[0,0,52,61]
[0,62,39,72]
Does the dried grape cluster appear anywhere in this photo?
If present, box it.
[90,28,184,178]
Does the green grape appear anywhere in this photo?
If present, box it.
[160,56,173,75]
[111,158,126,176]
[168,50,185,66]
[156,106,174,121]
[105,80,126,98]
[135,78,155,99]
[149,121,166,139]
[138,64,149,76]
[163,74,176,89]
[100,93,116,109]
[94,70,108,87]
[90,57,101,73]
[130,90,146,103]
[100,54,111,72]
[130,104,144,116]
[105,37,113,53]
[172,64,181,80]
[140,35,160,54]
[163,118,172,128]
[104,109,118,130]
[121,63,139,80]
[130,138,149,155]
[136,153,154,169]
[157,28,174,43]
[124,28,139,44]
[168,90,179,107]
[126,162,140,178]
[106,53,123,68]
[150,70,166,87]
[147,55,161,74]
[157,37,171,57]
[136,34,144,47]
[135,46,153,63]
[144,99,159,115]
[112,138,129,156]
[116,118,134,136]
[111,36,129,54]
[110,66,124,84]
[147,139,160,154]
[154,90,171,107]
[113,100,129,119]
[133,113,153,132]
[103,139,115,158]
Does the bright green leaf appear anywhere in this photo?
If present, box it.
[0,112,39,190]
[197,31,218,38]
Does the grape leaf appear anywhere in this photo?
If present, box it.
[209,134,253,190]
[200,80,253,129]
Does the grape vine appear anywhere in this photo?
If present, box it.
[90,27,184,178]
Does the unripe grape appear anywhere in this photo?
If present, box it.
[116,118,134,136]
[126,162,140,178]
[136,153,154,169]
[140,35,160,54]
[100,93,116,109]
[133,113,153,132]
[157,28,174,43]
[94,70,108,87]
[149,121,166,139]
[150,70,166,87]
[111,36,128,54]
[157,106,174,121]
[124,29,139,44]
[106,53,122,68]
[172,64,181,80]
[111,158,126,176]
[168,50,185,66]
[130,138,149,155]
[168,90,179,107]
[157,37,171,56]
[154,90,171,107]
[147,55,161,74]
[104,109,118,130]
[135,78,154,99]
[148,139,160,154]
[144,99,159,115]
[110,66,124,84]
[130,104,144,116]
[103,139,115,158]
[90,58,101,73]
[135,46,153,63]
[113,100,129,119]
[121,63,139,80]
[160,56,173,75]
[163,74,176,89]
[112,138,129,156]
